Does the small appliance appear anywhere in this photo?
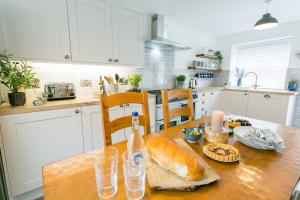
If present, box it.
[44,82,76,101]
[189,79,197,89]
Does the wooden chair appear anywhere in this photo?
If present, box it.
[161,88,194,129]
[100,91,151,146]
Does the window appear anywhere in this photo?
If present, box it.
[230,37,292,89]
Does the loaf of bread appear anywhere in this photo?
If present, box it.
[146,136,205,181]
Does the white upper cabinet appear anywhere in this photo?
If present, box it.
[0,0,70,61]
[112,5,145,67]
[68,0,113,63]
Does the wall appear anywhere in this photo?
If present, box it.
[214,20,300,127]
[216,20,300,70]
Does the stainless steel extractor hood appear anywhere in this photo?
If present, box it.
[145,14,192,52]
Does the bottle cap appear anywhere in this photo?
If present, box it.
[132,112,139,117]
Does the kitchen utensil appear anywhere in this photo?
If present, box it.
[189,79,197,89]
[146,138,220,191]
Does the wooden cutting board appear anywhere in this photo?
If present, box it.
[146,138,221,191]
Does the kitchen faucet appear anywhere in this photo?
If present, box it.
[245,72,258,89]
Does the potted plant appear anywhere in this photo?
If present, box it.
[214,50,223,64]
[128,73,142,92]
[176,75,186,88]
[288,79,299,91]
[0,52,39,106]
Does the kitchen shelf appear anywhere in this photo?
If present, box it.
[188,67,222,71]
[196,54,219,60]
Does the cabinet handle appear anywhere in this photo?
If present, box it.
[126,103,130,106]
[120,104,124,107]
[264,94,271,99]
[211,92,214,95]
[74,109,80,114]
[115,59,119,62]
[109,58,113,62]
[244,93,248,96]
[65,55,70,59]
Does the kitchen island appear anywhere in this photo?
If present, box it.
[43,117,300,200]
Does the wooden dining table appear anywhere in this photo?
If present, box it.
[42,117,300,200]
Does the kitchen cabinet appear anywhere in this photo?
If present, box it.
[197,91,222,117]
[220,90,296,126]
[112,5,145,66]
[67,0,113,63]
[81,105,105,152]
[221,91,248,116]
[246,93,295,125]
[67,0,145,66]
[0,108,84,197]
[0,0,70,61]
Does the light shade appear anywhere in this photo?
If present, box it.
[254,13,279,30]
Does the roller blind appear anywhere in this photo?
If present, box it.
[230,37,292,89]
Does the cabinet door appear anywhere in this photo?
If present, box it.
[68,0,113,63]
[109,106,126,144]
[0,108,84,196]
[221,91,248,116]
[81,105,104,152]
[112,5,144,67]
[246,93,288,124]
[0,0,70,61]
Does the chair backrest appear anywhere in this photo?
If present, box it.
[100,91,151,146]
[161,89,194,130]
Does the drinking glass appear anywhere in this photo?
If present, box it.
[122,151,146,200]
[93,147,118,199]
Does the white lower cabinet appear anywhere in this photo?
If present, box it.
[81,105,104,151]
[246,93,295,125]
[220,91,248,116]
[220,91,296,126]
[197,91,222,117]
[0,108,84,197]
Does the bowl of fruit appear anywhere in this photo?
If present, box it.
[182,127,203,143]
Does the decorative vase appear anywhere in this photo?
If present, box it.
[237,78,242,87]
[288,82,298,91]
[176,80,185,88]
[8,92,26,106]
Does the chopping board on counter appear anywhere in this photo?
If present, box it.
[146,138,221,191]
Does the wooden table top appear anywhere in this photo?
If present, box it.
[42,118,300,200]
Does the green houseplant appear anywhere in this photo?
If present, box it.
[128,73,142,92]
[176,75,186,88]
[0,52,39,106]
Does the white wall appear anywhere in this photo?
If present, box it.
[166,19,216,69]
[216,20,300,69]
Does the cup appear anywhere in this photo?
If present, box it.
[93,147,118,199]
[122,151,146,200]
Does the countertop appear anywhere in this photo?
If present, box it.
[195,86,299,95]
[0,86,297,116]
[43,117,300,200]
[0,94,156,116]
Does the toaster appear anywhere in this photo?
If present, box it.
[44,82,76,101]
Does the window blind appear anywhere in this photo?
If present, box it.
[230,37,292,89]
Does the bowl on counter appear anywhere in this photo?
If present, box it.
[182,127,203,143]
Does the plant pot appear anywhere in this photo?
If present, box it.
[288,82,298,91]
[131,84,139,90]
[176,80,185,88]
[8,92,26,106]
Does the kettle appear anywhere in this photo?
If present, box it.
[189,79,197,89]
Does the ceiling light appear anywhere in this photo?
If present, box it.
[254,0,279,30]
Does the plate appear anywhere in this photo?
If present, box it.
[203,143,240,163]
